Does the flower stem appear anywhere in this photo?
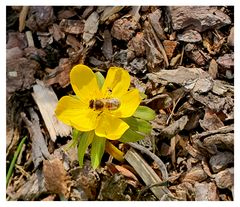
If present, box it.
[105,141,124,162]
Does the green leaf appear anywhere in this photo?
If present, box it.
[91,135,106,169]
[95,71,105,89]
[78,131,94,167]
[133,106,156,121]
[65,128,81,150]
[118,128,145,143]
[123,117,152,134]
[6,136,27,187]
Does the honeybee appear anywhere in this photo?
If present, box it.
[89,98,121,111]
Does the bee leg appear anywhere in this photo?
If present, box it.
[97,111,103,117]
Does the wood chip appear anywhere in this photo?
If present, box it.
[148,8,166,40]
[114,165,139,181]
[214,167,234,190]
[6,47,23,60]
[203,132,234,152]
[100,6,125,23]
[199,109,224,131]
[59,19,85,34]
[32,80,72,142]
[163,40,178,60]
[25,31,35,47]
[169,6,231,32]
[159,116,189,140]
[70,161,100,200]
[44,58,73,87]
[21,109,50,168]
[7,32,27,49]
[147,66,211,87]
[127,32,145,61]
[216,53,234,69]
[208,59,218,79]
[9,169,46,200]
[102,29,113,60]
[83,11,99,44]
[57,9,77,20]
[182,165,208,183]
[209,151,233,173]
[111,14,139,41]
[49,23,65,41]
[185,43,206,66]
[177,30,202,43]
[26,6,55,32]
[195,182,219,200]
[227,27,234,47]
[7,57,40,100]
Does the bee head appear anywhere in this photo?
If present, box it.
[89,99,94,109]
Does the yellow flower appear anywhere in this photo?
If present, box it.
[55,64,141,140]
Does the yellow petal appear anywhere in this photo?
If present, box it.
[70,64,101,103]
[101,67,130,98]
[55,96,99,131]
[95,113,129,140]
[111,89,141,118]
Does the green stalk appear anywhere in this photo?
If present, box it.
[6,136,27,187]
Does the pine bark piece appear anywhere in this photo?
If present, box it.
[21,109,50,168]
[102,29,113,60]
[227,27,234,47]
[7,57,40,100]
[32,80,72,142]
[147,66,211,87]
[208,59,218,79]
[159,115,189,140]
[26,6,55,32]
[148,9,166,40]
[59,19,85,34]
[111,14,139,41]
[9,169,46,200]
[199,109,224,131]
[182,166,208,183]
[216,53,234,69]
[124,148,174,200]
[209,152,233,173]
[83,11,99,44]
[195,182,219,201]
[214,167,234,190]
[169,6,231,32]
[99,6,125,23]
[177,30,202,43]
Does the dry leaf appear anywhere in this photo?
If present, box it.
[43,159,70,198]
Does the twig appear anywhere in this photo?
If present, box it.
[6,136,27,187]
[127,142,168,180]
[26,31,35,47]
[19,6,29,32]
[180,45,184,65]
[192,125,233,140]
